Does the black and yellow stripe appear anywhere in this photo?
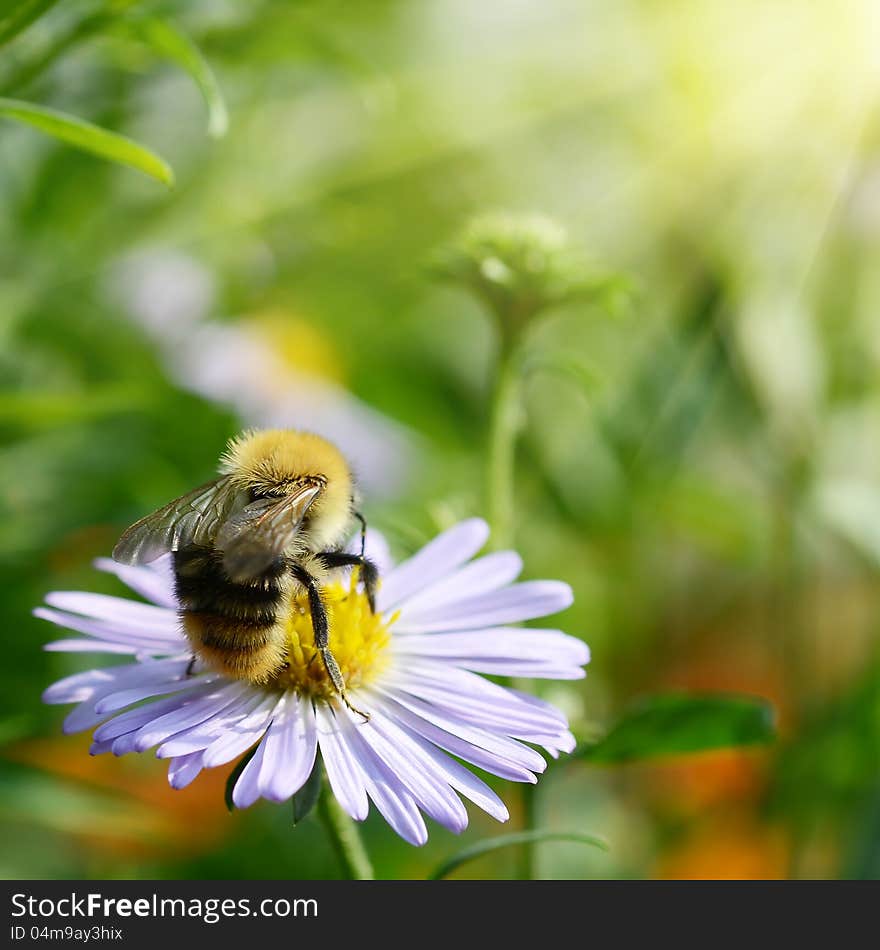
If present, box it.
[173,545,288,682]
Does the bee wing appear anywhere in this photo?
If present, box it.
[217,483,323,582]
[112,476,246,565]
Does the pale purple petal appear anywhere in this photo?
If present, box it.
[43,658,189,706]
[157,689,266,757]
[63,701,113,734]
[524,729,576,754]
[377,519,489,612]
[201,693,281,767]
[168,752,204,789]
[257,694,318,802]
[94,556,178,609]
[354,706,468,833]
[44,592,179,634]
[315,706,369,820]
[392,627,589,679]
[232,740,269,809]
[342,720,429,846]
[94,672,218,715]
[44,639,142,655]
[397,551,523,615]
[373,698,509,822]
[374,687,543,781]
[44,667,129,706]
[395,580,573,633]
[94,688,219,742]
[34,606,183,653]
[131,682,250,751]
[382,662,568,735]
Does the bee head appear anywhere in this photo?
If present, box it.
[220,428,355,549]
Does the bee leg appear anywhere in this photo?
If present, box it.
[353,510,367,559]
[318,551,379,613]
[185,655,198,677]
[289,563,370,723]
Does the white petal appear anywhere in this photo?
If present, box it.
[377,519,489,612]
[395,580,573,633]
[94,557,178,609]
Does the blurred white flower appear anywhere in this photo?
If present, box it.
[107,248,415,496]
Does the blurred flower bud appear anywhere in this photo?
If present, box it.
[433,212,618,345]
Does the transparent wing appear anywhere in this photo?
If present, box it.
[217,482,322,582]
[112,476,245,565]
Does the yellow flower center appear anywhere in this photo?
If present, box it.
[270,572,395,701]
[255,312,346,384]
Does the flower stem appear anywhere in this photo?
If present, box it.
[486,340,523,551]
[317,778,374,880]
[484,336,539,878]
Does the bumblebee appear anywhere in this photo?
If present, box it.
[112,429,378,718]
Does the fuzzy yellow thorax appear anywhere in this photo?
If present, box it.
[271,572,394,701]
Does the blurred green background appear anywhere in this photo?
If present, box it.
[2,0,880,880]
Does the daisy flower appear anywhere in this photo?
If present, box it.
[37,519,588,846]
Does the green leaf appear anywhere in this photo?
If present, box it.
[224,745,258,812]
[427,831,608,880]
[292,764,322,825]
[0,98,174,186]
[579,692,776,764]
[0,0,62,48]
[129,17,228,138]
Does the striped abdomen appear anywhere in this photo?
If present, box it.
[173,545,289,683]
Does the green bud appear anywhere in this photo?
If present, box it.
[433,212,609,343]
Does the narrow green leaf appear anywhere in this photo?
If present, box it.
[0,0,62,48]
[292,764,322,825]
[579,692,776,764]
[0,97,174,186]
[130,17,228,138]
[428,831,608,880]
[224,745,258,812]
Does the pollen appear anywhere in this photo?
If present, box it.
[271,571,395,702]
